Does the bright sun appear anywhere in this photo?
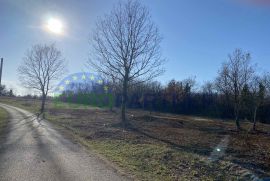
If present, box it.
[46,18,63,34]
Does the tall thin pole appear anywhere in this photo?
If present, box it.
[0,58,3,86]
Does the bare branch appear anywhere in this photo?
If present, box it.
[87,0,165,125]
[17,43,67,112]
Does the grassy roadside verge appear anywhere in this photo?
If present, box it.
[47,114,235,181]
[46,110,244,181]
[0,107,8,139]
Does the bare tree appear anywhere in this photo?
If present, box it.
[18,44,66,113]
[88,0,165,126]
[249,75,266,131]
[202,81,215,95]
[262,73,270,95]
[216,49,254,130]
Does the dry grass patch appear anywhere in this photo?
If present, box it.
[0,107,8,141]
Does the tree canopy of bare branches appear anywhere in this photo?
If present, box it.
[88,0,165,126]
[215,49,254,130]
[18,44,66,113]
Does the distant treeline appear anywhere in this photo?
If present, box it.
[46,76,270,124]
[2,78,270,124]
[113,79,270,124]
[10,75,270,125]
[0,85,14,97]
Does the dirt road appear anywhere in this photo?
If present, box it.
[0,103,129,181]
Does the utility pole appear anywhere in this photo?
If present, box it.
[0,58,3,86]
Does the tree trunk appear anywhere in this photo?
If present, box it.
[234,103,241,131]
[253,107,258,131]
[40,93,46,113]
[142,94,145,110]
[235,116,241,131]
[121,77,128,128]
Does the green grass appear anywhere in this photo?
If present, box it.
[78,139,238,181]
[88,140,172,180]
[0,107,8,137]
[0,96,99,113]
[46,111,239,180]
[0,97,40,113]
[50,101,99,110]
[89,141,185,180]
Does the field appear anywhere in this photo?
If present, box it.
[0,97,270,180]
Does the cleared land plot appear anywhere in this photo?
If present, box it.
[0,97,270,180]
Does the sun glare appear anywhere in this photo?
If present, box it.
[46,18,63,34]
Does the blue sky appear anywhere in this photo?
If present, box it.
[0,0,270,95]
